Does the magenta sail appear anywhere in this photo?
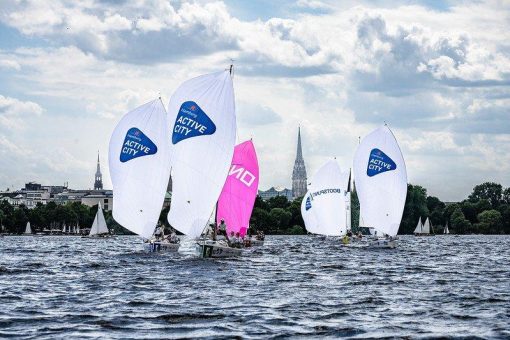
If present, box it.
[216,140,259,237]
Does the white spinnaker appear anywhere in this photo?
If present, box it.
[301,191,319,234]
[167,71,236,238]
[304,160,347,236]
[353,125,407,237]
[109,99,171,239]
[422,217,431,234]
[89,204,109,236]
[414,217,423,234]
[24,222,31,234]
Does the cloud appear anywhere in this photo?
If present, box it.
[0,94,44,129]
[238,102,282,126]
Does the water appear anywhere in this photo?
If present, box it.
[0,235,509,339]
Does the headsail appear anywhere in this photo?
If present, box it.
[216,140,259,237]
[413,217,423,234]
[89,204,109,236]
[422,217,431,234]
[24,222,32,234]
[167,70,236,238]
[301,160,348,236]
[353,125,407,237]
[109,99,171,239]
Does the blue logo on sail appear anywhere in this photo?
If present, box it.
[120,128,157,163]
[172,101,216,144]
[367,148,396,177]
[305,196,312,211]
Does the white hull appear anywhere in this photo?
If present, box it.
[368,238,397,249]
[145,241,180,252]
[196,240,242,258]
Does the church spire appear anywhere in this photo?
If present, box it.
[292,126,307,199]
[94,151,103,190]
[296,126,303,159]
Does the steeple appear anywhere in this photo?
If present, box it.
[292,126,307,199]
[94,151,103,190]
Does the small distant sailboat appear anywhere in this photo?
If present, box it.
[216,140,261,246]
[413,217,423,235]
[301,159,349,237]
[353,125,408,248]
[166,68,238,258]
[444,222,450,234]
[87,204,111,238]
[415,217,434,236]
[24,222,32,235]
[109,98,175,252]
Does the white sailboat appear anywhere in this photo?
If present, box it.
[353,125,408,248]
[24,222,32,235]
[166,68,238,258]
[415,217,434,236]
[413,217,423,235]
[444,222,450,234]
[87,204,111,237]
[109,98,176,251]
[301,160,348,237]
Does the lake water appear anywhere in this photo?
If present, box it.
[0,235,509,339]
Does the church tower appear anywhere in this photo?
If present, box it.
[94,152,103,190]
[292,127,307,199]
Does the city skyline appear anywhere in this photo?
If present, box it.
[0,1,509,201]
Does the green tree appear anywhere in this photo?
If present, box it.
[288,196,304,229]
[450,206,471,234]
[503,188,510,205]
[477,209,502,234]
[250,207,270,233]
[401,184,429,234]
[469,182,502,207]
[460,201,478,223]
[269,208,292,234]
[268,195,290,210]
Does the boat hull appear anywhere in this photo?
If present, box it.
[368,238,397,249]
[196,241,242,258]
[414,234,435,236]
[145,241,180,253]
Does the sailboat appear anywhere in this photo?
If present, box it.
[413,217,423,235]
[301,160,349,237]
[415,217,434,236]
[444,222,450,234]
[86,204,111,238]
[24,222,32,235]
[216,140,260,246]
[166,68,237,258]
[353,125,407,248]
[109,98,175,252]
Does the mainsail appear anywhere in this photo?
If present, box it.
[353,125,407,237]
[89,204,109,236]
[167,70,236,239]
[109,99,171,239]
[301,160,348,236]
[24,222,32,234]
[444,222,449,234]
[413,217,423,234]
[216,140,259,237]
[422,217,431,234]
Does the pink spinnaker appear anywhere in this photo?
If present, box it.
[216,140,259,237]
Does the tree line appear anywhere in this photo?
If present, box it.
[1,182,509,235]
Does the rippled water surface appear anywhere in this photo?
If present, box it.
[1,235,509,339]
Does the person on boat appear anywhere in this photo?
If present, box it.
[256,230,265,241]
[356,231,363,239]
[166,229,179,244]
[346,229,353,237]
[342,234,350,245]
[218,219,227,237]
[243,234,252,247]
[228,231,240,248]
[154,225,163,241]
[204,223,215,240]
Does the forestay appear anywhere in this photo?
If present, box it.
[353,125,407,237]
[89,204,109,236]
[109,99,171,239]
[216,140,259,237]
[167,71,236,238]
[302,160,348,236]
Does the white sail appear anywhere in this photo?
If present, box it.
[167,70,236,238]
[422,217,431,234]
[413,217,423,234]
[345,192,351,231]
[109,99,171,239]
[24,222,32,234]
[301,160,347,236]
[62,224,65,233]
[353,125,407,237]
[301,191,319,234]
[89,204,109,236]
[444,222,449,234]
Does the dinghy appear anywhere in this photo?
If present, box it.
[444,222,450,234]
[301,160,349,239]
[109,98,176,252]
[166,69,238,258]
[216,140,260,247]
[85,204,113,238]
[353,125,407,249]
[24,222,32,235]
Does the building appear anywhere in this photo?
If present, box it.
[291,127,307,199]
[94,152,103,190]
[258,187,293,201]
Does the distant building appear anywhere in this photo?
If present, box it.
[291,127,307,199]
[94,152,103,190]
[258,187,293,201]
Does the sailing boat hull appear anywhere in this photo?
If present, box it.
[367,238,397,249]
[145,241,180,253]
[414,233,435,237]
[196,241,242,258]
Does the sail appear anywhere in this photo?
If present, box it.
[422,217,431,234]
[167,70,236,238]
[109,99,171,239]
[353,125,407,237]
[216,140,259,237]
[24,222,32,234]
[301,191,319,234]
[413,217,423,234]
[444,222,449,234]
[89,204,109,236]
[302,160,347,236]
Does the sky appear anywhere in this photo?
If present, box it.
[0,0,509,202]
